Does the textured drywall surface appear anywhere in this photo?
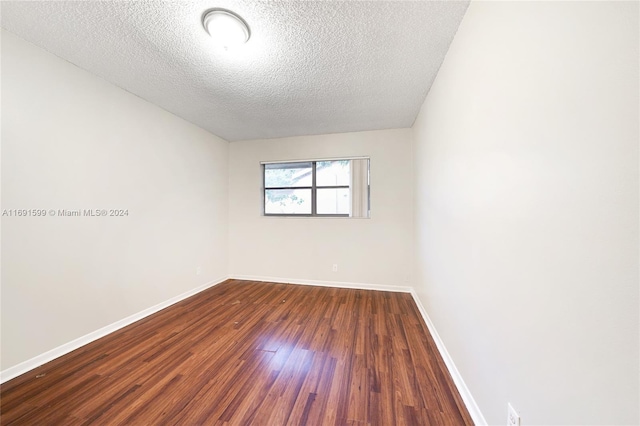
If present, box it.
[412,1,639,424]
[0,0,469,141]
[1,30,229,370]
[228,129,413,287]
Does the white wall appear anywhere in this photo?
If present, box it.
[229,129,412,287]
[412,2,639,425]
[1,31,229,370]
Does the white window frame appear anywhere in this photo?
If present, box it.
[261,157,370,217]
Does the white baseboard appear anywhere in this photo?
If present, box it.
[229,274,413,293]
[2,275,485,426]
[409,289,487,426]
[0,277,228,384]
[233,275,485,424]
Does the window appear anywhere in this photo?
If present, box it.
[263,158,370,217]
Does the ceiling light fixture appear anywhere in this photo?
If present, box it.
[202,8,250,49]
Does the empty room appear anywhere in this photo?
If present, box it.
[1,1,638,425]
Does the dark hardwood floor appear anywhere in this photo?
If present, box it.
[0,279,473,425]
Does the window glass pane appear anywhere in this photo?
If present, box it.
[317,188,350,215]
[265,162,312,188]
[265,189,311,214]
[316,160,350,186]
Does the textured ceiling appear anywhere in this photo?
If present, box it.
[1,1,469,141]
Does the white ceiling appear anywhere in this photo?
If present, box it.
[1,1,469,142]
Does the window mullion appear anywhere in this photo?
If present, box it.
[263,158,369,217]
[311,162,317,215]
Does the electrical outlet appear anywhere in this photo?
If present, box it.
[507,403,520,426]
[332,264,338,272]
[196,266,202,276]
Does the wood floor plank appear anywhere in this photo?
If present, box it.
[0,279,473,425]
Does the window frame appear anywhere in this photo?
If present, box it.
[262,158,368,217]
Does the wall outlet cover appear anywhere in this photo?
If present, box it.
[507,403,520,426]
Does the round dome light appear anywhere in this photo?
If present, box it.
[202,8,250,49]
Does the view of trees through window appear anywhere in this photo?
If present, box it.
[264,159,367,216]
